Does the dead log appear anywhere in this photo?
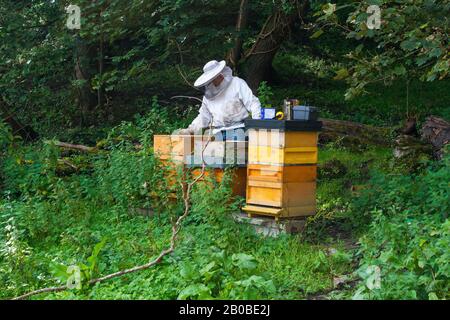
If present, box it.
[319,118,391,147]
[421,116,450,160]
[394,134,433,159]
[50,141,97,153]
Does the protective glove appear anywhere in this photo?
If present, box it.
[176,128,193,135]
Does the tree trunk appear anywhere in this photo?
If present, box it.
[74,36,97,125]
[97,10,106,110]
[241,1,307,91]
[227,0,249,73]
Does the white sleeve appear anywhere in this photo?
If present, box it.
[238,79,261,120]
[188,98,212,131]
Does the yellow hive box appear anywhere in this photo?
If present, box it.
[154,135,204,163]
[244,165,317,218]
[247,164,317,183]
[248,146,318,165]
[191,167,247,198]
[246,180,316,208]
[247,129,319,165]
[248,130,318,148]
[193,140,248,165]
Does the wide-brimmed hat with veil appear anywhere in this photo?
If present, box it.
[194,60,227,88]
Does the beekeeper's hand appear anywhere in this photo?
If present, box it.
[176,128,193,135]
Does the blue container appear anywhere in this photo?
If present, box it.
[261,108,276,120]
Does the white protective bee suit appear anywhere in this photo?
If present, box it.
[186,61,261,134]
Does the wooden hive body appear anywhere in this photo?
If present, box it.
[243,123,321,220]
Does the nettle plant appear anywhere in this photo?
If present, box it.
[178,248,276,300]
[257,81,275,108]
[51,238,107,291]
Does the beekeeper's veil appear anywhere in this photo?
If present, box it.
[194,60,233,100]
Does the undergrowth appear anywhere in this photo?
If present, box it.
[0,108,448,300]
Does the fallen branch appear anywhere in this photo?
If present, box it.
[49,141,97,153]
[58,159,79,171]
[319,118,391,147]
[12,126,214,301]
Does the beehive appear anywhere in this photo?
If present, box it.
[243,120,322,220]
[154,134,199,163]
[187,139,248,197]
[153,135,198,200]
[248,129,318,165]
[191,167,247,198]
[192,140,248,166]
[154,135,248,198]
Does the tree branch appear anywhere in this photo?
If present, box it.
[49,141,97,153]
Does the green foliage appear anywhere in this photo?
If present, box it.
[178,248,275,300]
[95,146,161,208]
[2,142,60,199]
[1,0,448,301]
[315,1,449,98]
[0,125,353,300]
[0,216,34,294]
[52,238,107,289]
[257,81,275,108]
[0,120,14,151]
[104,96,195,149]
[274,51,344,84]
[272,79,450,126]
[189,169,240,224]
[350,156,450,299]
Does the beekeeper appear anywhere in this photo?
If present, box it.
[178,60,261,136]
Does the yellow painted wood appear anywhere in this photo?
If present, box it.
[248,180,283,189]
[242,205,284,217]
[246,181,316,208]
[154,135,200,163]
[248,130,318,148]
[247,164,317,183]
[248,146,318,165]
[246,184,283,207]
[193,141,247,162]
[243,203,316,218]
[192,167,247,198]
[244,128,320,219]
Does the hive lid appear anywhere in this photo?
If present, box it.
[245,119,323,131]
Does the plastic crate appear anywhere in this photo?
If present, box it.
[292,106,319,121]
